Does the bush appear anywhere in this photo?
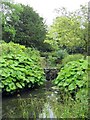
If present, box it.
[54,59,88,96]
[0,42,45,93]
[62,54,84,65]
[47,55,57,67]
[45,49,68,67]
[0,41,26,56]
[55,49,68,60]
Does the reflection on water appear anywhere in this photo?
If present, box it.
[2,81,88,119]
[39,102,56,118]
[2,81,61,119]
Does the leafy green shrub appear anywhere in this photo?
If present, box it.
[62,54,84,65]
[54,59,88,95]
[0,41,26,55]
[54,49,68,60]
[48,49,68,61]
[47,55,57,67]
[45,49,68,67]
[0,42,45,93]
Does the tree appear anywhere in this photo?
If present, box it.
[45,5,88,54]
[2,2,23,42]
[2,2,49,51]
[14,5,47,50]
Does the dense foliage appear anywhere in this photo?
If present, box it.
[2,2,50,51]
[54,59,88,95]
[61,54,84,66]
[14,5,47,49]
[2,2,23,42]
[50,91,88,118]
[0,42,45,93]
[46,49,68,67]
[45,5,88,54]
[1,2,88,118]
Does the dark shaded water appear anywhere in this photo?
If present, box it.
[2,81,88,119]
[2,81,63,119]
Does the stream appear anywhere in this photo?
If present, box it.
[2,81,63,119]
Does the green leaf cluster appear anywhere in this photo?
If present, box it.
[61,54,84,66]
[0,42,45,93]
[45,49,68,67]
[54,59,88,93]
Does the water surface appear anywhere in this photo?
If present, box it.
[2,81,71,119]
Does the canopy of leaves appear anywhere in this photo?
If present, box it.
[14,5,47,49]
[45,5,88,54]
[2,2,50,51]
[2,2,23,42]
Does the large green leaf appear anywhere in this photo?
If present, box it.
[6,87,11,92]
[68,83,76,91]
[30,77,35,83]
[63,82,69,87]
[9,83,16,90]
[76,80,85,87]
[16,82,22,88]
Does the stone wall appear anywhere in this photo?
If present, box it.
[44,68,59,81]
